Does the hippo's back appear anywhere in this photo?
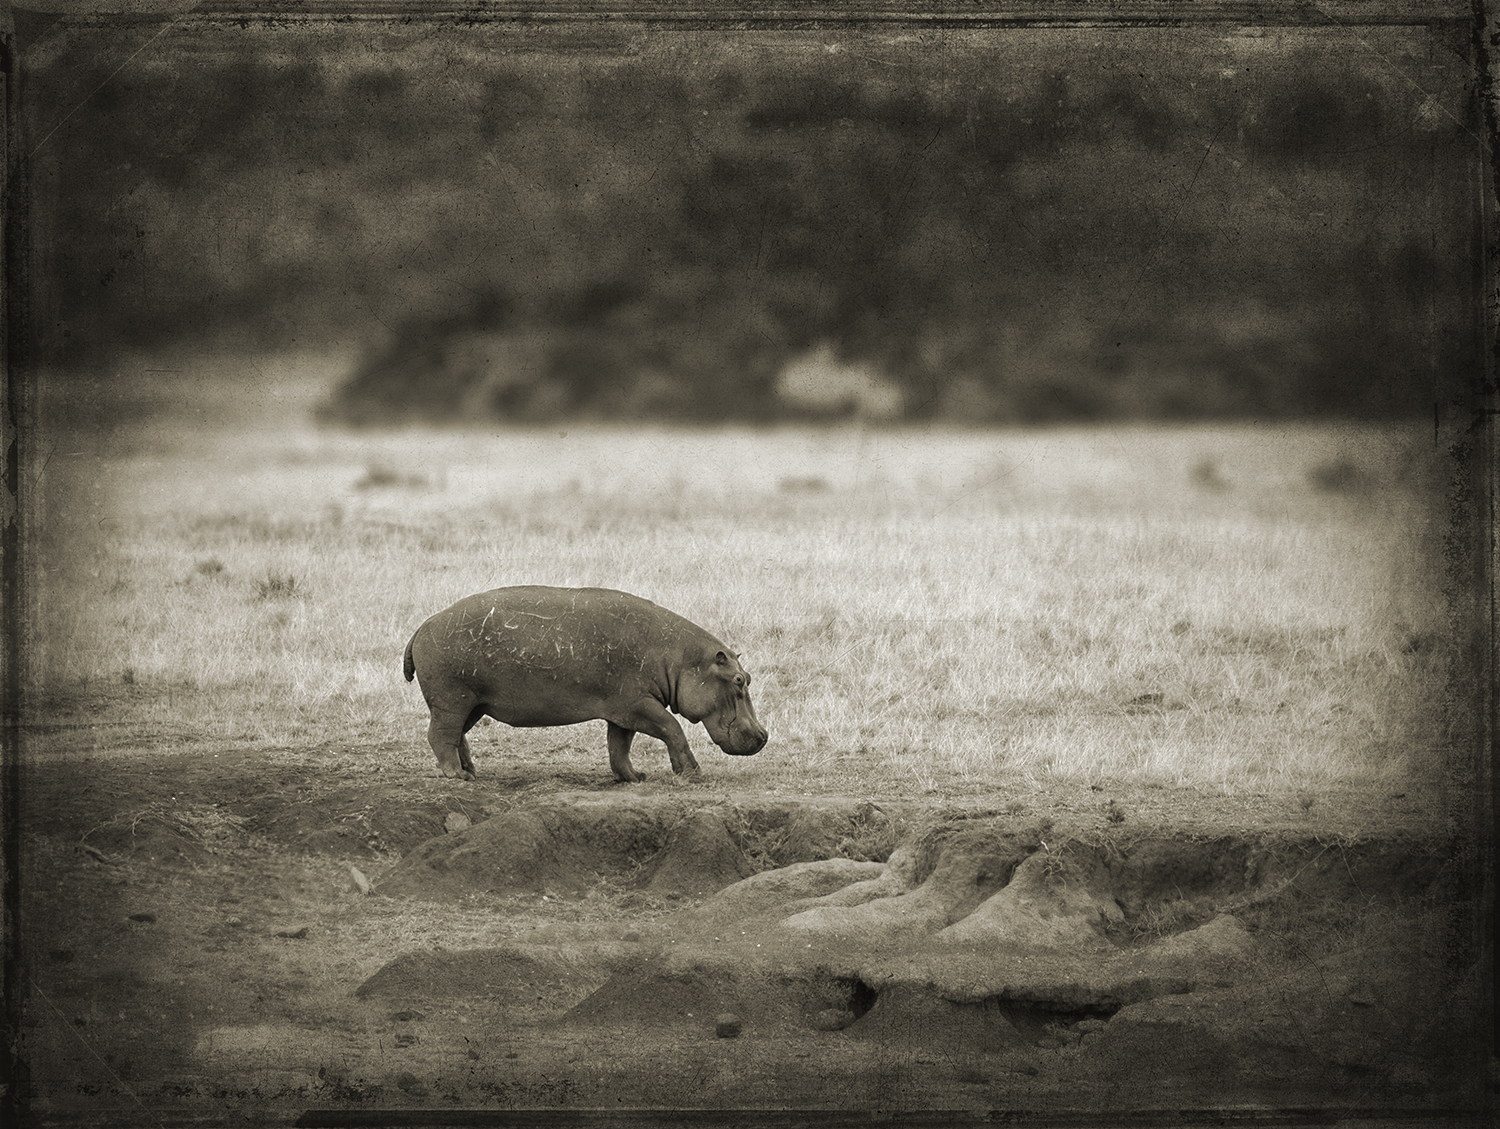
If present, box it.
[407,585,717,698]
[436,585,702,643]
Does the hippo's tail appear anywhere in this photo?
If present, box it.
[403,634,417,682]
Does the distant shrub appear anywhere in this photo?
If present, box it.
[1308,459,1375,495]
[1190,460,1229,491]
[256,572,300,600]
[354,465,431,491]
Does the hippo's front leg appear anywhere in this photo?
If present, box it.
[619,700,702,779]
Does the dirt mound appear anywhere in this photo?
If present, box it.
[775,800,896,863]
[772,822,1045,946]
[375,793,910,901]
[533,820,1474,1066]
[561,952,871,1033]
[1090,918,1485,1098]
[354,944,615,1001]
[846,985,1028,1056]
[21,742,1485,1116]
[24,748,485,862]
[349,798,1480,1100]
[684,858,888,922]
[635,809,754,896]
[561,958,793,1029]
[376,799,675,898]
[1108,832,1455,913]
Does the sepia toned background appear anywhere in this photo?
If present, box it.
[21,12,1481,430]
[8,2,1492,1120]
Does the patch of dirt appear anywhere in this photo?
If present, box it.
[12,746,1492,1122]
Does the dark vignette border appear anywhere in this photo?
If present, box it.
[2,3,1494,1128]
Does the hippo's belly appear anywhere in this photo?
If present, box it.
[473,679,618,728]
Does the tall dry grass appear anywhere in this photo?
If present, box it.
[26,396,1468,797]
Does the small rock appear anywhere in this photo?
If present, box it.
[391,1011,425,1023]
[622,930,641,943]
[275,927,309,940]
[715,1013,742,1038]
[225,916,244,929]
[810,1009,856,1032]
[394,1033,419,1047]
[443,812,471,834]
[394,1071,428,1096]
[350,866,372,895]
[128,912,156,924]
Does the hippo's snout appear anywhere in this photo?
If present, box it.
[721,718,768,757]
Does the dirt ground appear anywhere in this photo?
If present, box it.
[10,739,1494,1125]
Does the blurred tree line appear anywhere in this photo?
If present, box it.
[26,23,1479,424]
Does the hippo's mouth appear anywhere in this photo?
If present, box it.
[707,716,767,757]
[722,731,767,756]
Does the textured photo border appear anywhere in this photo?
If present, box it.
[2,2,1494,1127]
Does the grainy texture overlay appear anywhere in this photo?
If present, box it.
[6,1,1493,1124]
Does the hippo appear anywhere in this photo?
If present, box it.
[403,586,767,782]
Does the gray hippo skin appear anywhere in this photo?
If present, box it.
[403,586,768,782]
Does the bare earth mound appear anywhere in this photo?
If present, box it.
[16,756,1489,1120]
[363,791,1481,1106]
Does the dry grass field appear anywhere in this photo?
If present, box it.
[26,355,1468,802]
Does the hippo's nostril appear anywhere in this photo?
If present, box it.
[727,728,766,756]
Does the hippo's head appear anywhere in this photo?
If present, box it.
[680,650,767,758]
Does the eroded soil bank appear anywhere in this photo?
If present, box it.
[14,749,1492,1122]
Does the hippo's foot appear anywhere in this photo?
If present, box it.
[439,765,477,782]
[613,769,647,784]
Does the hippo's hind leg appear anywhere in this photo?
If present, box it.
[425,702,483,781]
[607,722,645,784]
[456,707,482,778]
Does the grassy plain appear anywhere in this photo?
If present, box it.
[26,358,1470,802]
